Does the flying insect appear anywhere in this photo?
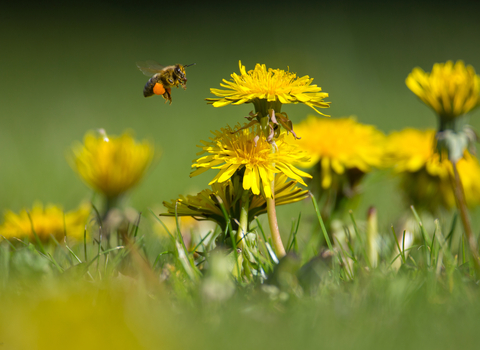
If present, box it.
[136,61,195,104]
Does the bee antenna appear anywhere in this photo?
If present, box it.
[184,63,196,68]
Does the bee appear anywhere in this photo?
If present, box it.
[136,61,195,104]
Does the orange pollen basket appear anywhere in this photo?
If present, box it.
[153,83,166,95]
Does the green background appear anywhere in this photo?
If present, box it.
[1,1,479,229]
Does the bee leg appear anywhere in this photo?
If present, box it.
[163,88,172,104]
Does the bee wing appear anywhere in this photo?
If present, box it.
[136,60,165,76]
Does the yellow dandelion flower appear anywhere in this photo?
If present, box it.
[162,174,309,230]
[447,153,480,207]
[206,61,330,115]
[190,123,312,198]
[291,116,386,188]
[0,202,90,241]
[386,129,440,174]
[386,128,480,209]
[70,130,155,199]
[406,60,480,119]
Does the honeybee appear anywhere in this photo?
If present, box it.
[136,61,195,104]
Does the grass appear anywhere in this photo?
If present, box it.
[1,193,480,349]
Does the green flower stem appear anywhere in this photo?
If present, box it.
[451,161,480,277]
[237,189,250,249]
[438,115,467,133]
[266,142,286,259]
[266,190,286,259]
[103,195,120,220]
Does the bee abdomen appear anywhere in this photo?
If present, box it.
[143,74,161,97]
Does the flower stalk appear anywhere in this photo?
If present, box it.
[266,139,286,258]
[237,189,250,250]
[267,186,286,258]
[104,195,120,219]
[451,161,480,276]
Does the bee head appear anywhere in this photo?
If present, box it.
[174,64,187,81]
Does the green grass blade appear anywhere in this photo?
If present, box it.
[149,208,174,240]
[84,225,88,261]
[265,242,279,264]
[64,237,83,264]
[26,210,47,256]
[191,231,212,255]
[152,251,172,269]
[174,201,188,253]
[348,210,371,268]
[309,192,333,251]
[216,195,241,280]
[287,213,301,253]
[445,212,458,246]
[411,205,431,267]
[343,226,358,263]
[47,252,64,273]
[0,236,16,251]
[391,226,406,264]
[255,218,268,243]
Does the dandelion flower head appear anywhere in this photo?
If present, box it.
[291,116,387,188]
[0,202,90,241]
[386,128,480,208]
[386,129,440,174]
[190,123,312,198]
[206,61,330,115]
[406,60,480,119]
[70,130,155,199]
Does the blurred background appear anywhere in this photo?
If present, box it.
[1,0,480,230]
